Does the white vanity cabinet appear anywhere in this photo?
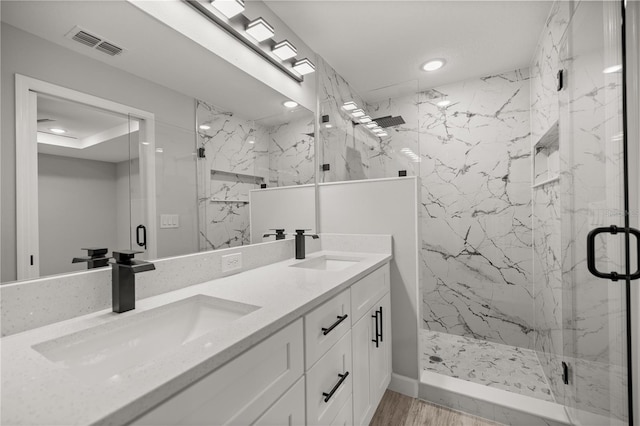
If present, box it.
[131,319,304,426]
[351,266,391,426]
[130,262,391,426]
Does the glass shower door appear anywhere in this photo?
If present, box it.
[559,1,635,424]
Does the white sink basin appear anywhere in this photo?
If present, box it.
[291,255,362,271]
[32,295,260,382]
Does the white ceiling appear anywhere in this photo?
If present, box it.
[265,1,553,101]
[37,94,135,163]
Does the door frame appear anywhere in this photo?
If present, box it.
[15,74,157,280]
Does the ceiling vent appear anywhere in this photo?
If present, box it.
[66,26,124,57]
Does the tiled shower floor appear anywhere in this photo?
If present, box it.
[420,329,555,402]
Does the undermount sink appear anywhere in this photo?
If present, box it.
[291,255,362,271]
[32,295,260,382]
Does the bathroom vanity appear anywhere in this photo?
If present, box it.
[1,240,392,426]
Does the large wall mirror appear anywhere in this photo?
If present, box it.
[0,1,316,284]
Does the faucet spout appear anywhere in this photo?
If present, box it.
[111,250,154,313]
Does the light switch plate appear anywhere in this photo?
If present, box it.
[160,214,180,229]
[221,253,242,273]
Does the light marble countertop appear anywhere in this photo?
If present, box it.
[1,250,391,426]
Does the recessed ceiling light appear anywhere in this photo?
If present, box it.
[155,148,164,153]
[283,100,298,108]
[437,100,451,107]
[325,123,333,129]
[141,142,150,146]
[422,59,446,72]
[293,58,316,75]
[49,128,66,134]
[603,64,622,74]
[272,40,297,60]
[342,101,358,111]
[210,0,245,19]
[246,17,274,42]
[199,124,211,130]
[365,122,378,128]
[359,116,372,123]
[351,109,366,118]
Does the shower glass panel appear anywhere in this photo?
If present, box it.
[558,1,631,424]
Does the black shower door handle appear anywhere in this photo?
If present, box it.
[587,225,640,281]
[136,225,147,249]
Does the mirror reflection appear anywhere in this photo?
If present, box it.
[0,2,316,284]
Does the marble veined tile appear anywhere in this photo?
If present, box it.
[420,329,554,403]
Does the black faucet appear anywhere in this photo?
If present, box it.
[295,229,319,260]
[263,229,286,240]
[72,247,111,269]
[111,250,155,313]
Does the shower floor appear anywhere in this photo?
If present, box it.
[420,329,555,403]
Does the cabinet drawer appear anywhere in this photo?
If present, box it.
[132,319,304,426]
[253,377,305,426]
[331,396,353,426]
[350,264,389,324]
[306,330,352,426]
[304,289,350,368]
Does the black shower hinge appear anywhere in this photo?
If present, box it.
[398,170,407,177]
[322,164,330,171]
[557,70,564,91]
[561,361,570,385]
[198,147,206,158]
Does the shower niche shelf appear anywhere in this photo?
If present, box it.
[532,121,559,188]
[209,169,264,203]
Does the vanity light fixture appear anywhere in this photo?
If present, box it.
[365,122,378,128]
[603,64,622,74]
[422,59,445,72]
[272,40,297,60]
[199,124,211,130]
[359,116,372,124]
[377,131,388,137]
[342,101,358,111]
[49,128,67,134]
[293,58,316,75]
[372,127,384,133]
[351,109,366,118]
[283,100,299,108]
[245,17,274,42]
[210,0,245,19]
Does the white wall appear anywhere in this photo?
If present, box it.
[1,23,197,281]
[318,177,421,382]
[249,184,316,244]
[38,154,119,277]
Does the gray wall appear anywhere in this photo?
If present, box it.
[1,23,198,282]
[38,154,119,277]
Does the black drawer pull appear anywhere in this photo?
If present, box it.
[322,372,349,403]
[322,314,348,335]
[379,306,383,342]
[372,310,379,347]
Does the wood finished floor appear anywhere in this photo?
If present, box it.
[370,390,503,426]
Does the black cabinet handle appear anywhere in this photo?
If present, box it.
[322,314,348,336]
[379,306,383,342]
[136,225,147,249]
[322,372,349,403]
[372,311,379,347]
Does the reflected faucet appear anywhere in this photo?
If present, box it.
[72,247,111,269]
[295,229,319,260]
[111,250,155,313]
[263,229,286,240]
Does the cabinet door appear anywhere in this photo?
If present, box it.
[370,293,391,406]
[351,309,373,426]
[253,377,305,426]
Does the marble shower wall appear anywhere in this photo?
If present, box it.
[264,115,315,187]
[196,100,269,251]
[530,0,570,405]
[419,69,534,349]
[317,56,418,181]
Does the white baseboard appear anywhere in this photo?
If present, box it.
[388,373,418,398]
